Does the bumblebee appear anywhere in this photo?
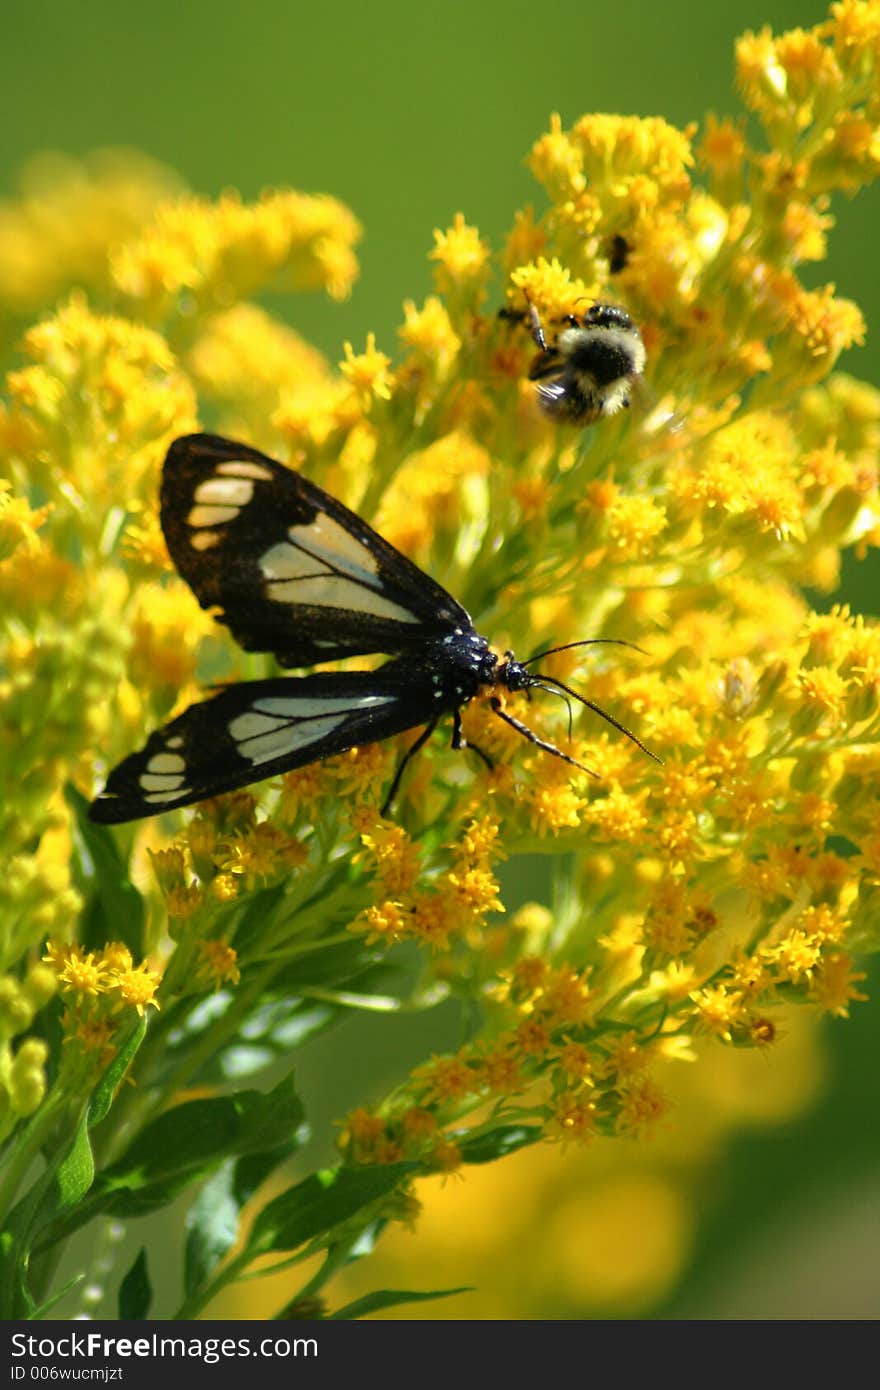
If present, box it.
[523,298,646,426]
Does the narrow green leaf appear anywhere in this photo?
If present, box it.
[330,1286,472,1319]
[458,1124,541,1164]
[274,939,375,989]
[247,1162,414,1257]
[64,783,144,956]
[89,1014,148,1127]
[29,1273,84,1319]
[118,1248,152,1319]
[0,1226,34,1319]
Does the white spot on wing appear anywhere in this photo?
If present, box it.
[260,541,331,581]
[188,504,239,527]
[288,514,381,581]
[140,773,186,792]
[254,694,395,717]
[167,737,184,748]
[216,460,273,481]
[191,531,221,550]
[194,477,254,506]
[229,711,290,742]
[148,752,186,774]
[240,715,347,764]
[272,575,419,623]
[144,789,190,805]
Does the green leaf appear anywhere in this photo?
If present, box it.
[183,1076,307,1301]
[118,1248,152,1319]
[230,1073,306,1155]
[0,1105,95,1316]
[233,1141,302,1210]
[183,1164,240,1299]
[330,1286,472,1319]
[92,1073,307,1217]
[457,1124,541,1164]
[50,1109,95,1216]
[64,783,145,956]
[247,1162,414,1257]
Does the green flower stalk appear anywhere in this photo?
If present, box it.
[1,0,879,1321]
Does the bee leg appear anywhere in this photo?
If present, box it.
[523,292,548,351]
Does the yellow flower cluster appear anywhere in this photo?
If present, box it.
[0,149,182,330]
[41,941,160,1089]
[350,811,504,953]
[112,189,361,323]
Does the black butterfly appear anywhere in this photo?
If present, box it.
[89,434,658,823]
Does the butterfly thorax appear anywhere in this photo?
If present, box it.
[397,627,499,708]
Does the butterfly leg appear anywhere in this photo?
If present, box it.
[489,698,599,778]
[381,716,442,815]
[451,706,493,770]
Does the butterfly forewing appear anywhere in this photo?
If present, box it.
[89,669,440,823]
[161,434,471,668]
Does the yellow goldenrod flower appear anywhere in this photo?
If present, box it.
[551,1092,597,1146]
[399,295,461,382]
[109,959,161,1015]
[689,985,748,1041]
[350,899,408,948]
[431,213,491,315]
[340,333,393,409]
[43,943,112,999]
[196,940,241,989]
[111,190,361,323]
[616,1076,670,1137]
[0,149,182,322]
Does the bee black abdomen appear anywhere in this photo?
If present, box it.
[569,336,636,387]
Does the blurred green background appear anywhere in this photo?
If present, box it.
[4,0,879,1319]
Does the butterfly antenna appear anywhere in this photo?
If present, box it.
[522,637,647,667]
[534,674,663,764]
[531,682,575,741]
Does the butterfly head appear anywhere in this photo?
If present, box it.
[495,651,537,694]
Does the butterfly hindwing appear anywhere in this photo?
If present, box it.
[161,434,471,667]
[89,668,442,823]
